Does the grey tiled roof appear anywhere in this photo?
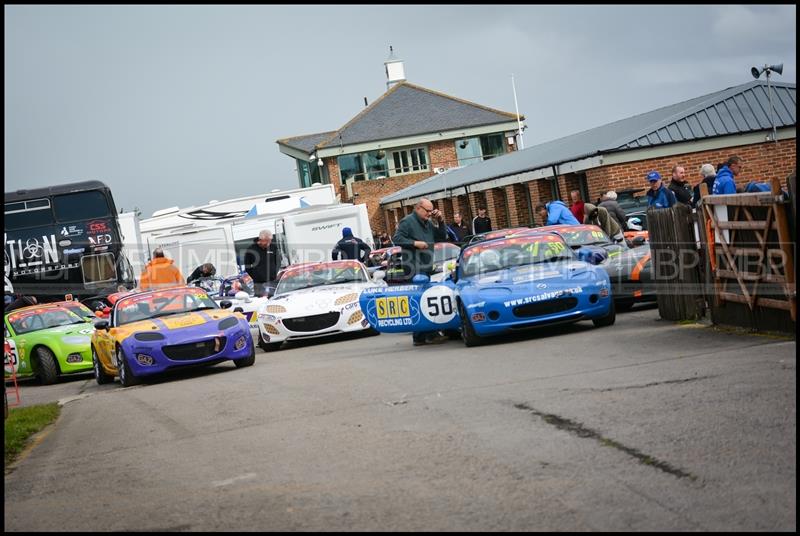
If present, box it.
[277,82,520,154]
[381,80,796,204]
[277,131,337,154]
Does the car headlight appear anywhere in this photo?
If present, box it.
[218,317,239,330]
[134,332,166,342]
[259,314,277,323]
[334,293,359,306]
[265,304,286,314]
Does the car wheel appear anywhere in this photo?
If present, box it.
[257,331,275,351]
[458,302,483,347]
[35,346,59,385]
[116,346,141,387]
[234,345,256,368]
[593,300,616,327]
[92,346,114,385]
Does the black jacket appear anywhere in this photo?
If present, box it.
[332,237,371,262]
[243,239,282,283]
[448,221,471,243]
[472,216,492,234]
[668,179,693,206]
[392,212,448,279]
[692,175,716,207]
[186,265,215,284]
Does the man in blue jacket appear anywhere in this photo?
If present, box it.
[646,171,677,209]
[712,156,742,195]
[535,200,580,226]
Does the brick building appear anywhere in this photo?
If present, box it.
[381,80,796,233]
[277,51,525,234]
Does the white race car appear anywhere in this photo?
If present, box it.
[256,260,386,351]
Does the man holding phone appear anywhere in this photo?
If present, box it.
[392,198,449,346]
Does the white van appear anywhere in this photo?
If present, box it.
[231,203,374,268]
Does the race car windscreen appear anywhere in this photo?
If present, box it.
[433,243,460,264]
[8,307,85,335]
[115,288,219,325]
[275,262,368,295]
[460,235,573,277]
[60,302,95,318]
[556,227,611,249]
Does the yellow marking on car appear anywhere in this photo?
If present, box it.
[160,314,206,330]
[376,296,410,319]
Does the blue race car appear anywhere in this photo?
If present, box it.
[359,232,615,346]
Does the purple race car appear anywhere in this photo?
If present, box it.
[91,286,256,387]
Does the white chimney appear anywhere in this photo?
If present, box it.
[384,45,406,90]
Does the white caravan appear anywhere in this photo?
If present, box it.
[231,203,374,268]
[140,183,336,236]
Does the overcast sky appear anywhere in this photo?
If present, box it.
[4,5,796,217]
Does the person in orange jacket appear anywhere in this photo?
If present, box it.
[139,248,185,290]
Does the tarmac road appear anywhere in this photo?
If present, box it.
[4,306,796,531]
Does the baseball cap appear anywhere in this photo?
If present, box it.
[646,171,661,182]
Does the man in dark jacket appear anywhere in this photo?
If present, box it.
[692,163,716,207]
[447,212,471,244]
[186,263,216,285]
[598,191,628,231]
[243,230,283,295]
[392,198,448,345]
[332,227,371,263]
[668,165,693,205]
[472,208,492,235]
[646,171,677,209]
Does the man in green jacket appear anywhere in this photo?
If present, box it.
[392,198,449,346]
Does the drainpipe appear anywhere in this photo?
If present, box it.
[551,165,561,199]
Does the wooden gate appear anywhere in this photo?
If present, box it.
[697,176,796,331]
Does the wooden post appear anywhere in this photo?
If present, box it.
[771,177,796,321]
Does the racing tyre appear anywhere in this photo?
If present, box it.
[593,300,616,328]
[257,331,281,352]
[458,302,483,347]
[235,346,256,368]
[116,346,141,387]
[92,346,114,385]
[35,346,59,385]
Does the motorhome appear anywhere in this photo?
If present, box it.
[141,202,374,280]
[140,183,336,236]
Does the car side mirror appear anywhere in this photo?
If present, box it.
[233,307,244,313]
[95,320,110,331]
[449,271,458,283]
[412,274,430,285]
[220,300,233,309]
[372,270,386,281]
[234,291,251,302]
[632,236,646,247]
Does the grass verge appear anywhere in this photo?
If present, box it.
[5,402,61,466]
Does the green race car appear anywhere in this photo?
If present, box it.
[4,304,95,385]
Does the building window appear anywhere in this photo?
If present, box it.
[338,154,365,185]
[455,133,506,167]
[390,147,428,176]
[479,133,505,160]
[364,151,389,180]
[296,158,328,188]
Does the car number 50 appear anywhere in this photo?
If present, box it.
[420,286,457,324]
